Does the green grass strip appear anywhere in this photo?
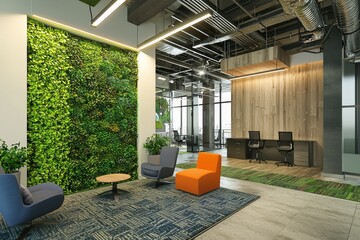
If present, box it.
[176,163,360,202]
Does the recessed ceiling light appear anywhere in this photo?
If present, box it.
[138,10,212,50]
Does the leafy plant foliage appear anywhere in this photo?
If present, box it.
[143,134,170,155]
[155,97,170,129]
[27,19,138,193]
[0,140,27,173]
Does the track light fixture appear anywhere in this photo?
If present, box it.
[91,0,126,27]
[138,10,212,50]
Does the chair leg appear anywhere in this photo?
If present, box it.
[155,179,160,188]
[18,223,33,240]
[155,179,174,188]
[276,152,293,167]
[249,151,266,164]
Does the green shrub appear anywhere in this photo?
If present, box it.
[0,140,27,173]
[143,134,170,155]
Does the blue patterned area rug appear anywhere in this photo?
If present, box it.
[0,179,259,239]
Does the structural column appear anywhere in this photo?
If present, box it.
[202,82,215,150]
[323,26,343,174]
[187,87,199,152]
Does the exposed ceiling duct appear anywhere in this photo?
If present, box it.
[332,0,360,61]
[279,0,325,31]
[278,0,326,47]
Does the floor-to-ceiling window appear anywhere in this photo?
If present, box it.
[342,62,360,174]
[157,77,231,152]
[214,84,231,148]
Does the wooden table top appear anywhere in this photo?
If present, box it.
[96,173,131,183]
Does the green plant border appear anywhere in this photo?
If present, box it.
[176,163,360,202]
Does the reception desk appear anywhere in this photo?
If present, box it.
[226,138,315,167]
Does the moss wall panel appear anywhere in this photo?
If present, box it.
[27,19,138,193]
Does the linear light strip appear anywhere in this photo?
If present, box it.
[229,68,286,80]
[138,10,212,50]
[91,0,125,27]
[30,15,138,52]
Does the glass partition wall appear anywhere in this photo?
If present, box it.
[156,78,231,153]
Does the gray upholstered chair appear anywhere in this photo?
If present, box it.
[141,146,179,188]
[0,166,64,237]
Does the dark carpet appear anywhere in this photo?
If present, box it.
[0,179,259,239]
[177,163,360,202]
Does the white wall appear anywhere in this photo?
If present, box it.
[138,49,156,176]
[0,0,157,180]
[30,0,138,48]
[0,14,27,146]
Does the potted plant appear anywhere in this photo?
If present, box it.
[143,134,170,164]
[0,139,27,184]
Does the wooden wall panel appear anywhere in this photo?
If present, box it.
[231,61,323,167]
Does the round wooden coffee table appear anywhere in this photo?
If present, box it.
[96,173,131,199]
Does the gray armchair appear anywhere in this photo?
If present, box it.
[141,146,179,188]
[0,166,64,237]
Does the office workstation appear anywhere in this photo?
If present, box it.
[227,137,315,167]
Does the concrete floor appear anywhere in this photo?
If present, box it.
[196,177,360,240]
[176,149,360,240]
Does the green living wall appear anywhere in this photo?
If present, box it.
[27,19,138,193]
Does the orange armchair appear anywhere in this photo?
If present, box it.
[176,152,221,195]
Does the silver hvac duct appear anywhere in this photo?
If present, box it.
[332,0,360,60]
[279,0,325,31]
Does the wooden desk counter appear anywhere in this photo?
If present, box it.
[226,138,315,167]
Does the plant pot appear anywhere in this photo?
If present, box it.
[11,171,20,186]
[148,155,160,165]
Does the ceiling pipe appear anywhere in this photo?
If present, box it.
[332,0,360,60]
[192,8,295,48]
[157,54,230,81]
[178,0,263,48]
[278,0,325,31]
[163,39,221,63]
[231,0,266,29]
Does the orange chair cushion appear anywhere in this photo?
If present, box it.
[176,152,221,196]
[196,152,221,172]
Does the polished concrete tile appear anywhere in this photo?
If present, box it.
[196,176,359,240]
[176,150,360,239]
[349,204,360,240]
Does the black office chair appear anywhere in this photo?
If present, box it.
[248,131,266,163]
[276,131,294,167]
[173,130,184,146]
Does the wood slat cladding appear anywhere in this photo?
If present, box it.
[221,46,290,76]
[231,61,323,167]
